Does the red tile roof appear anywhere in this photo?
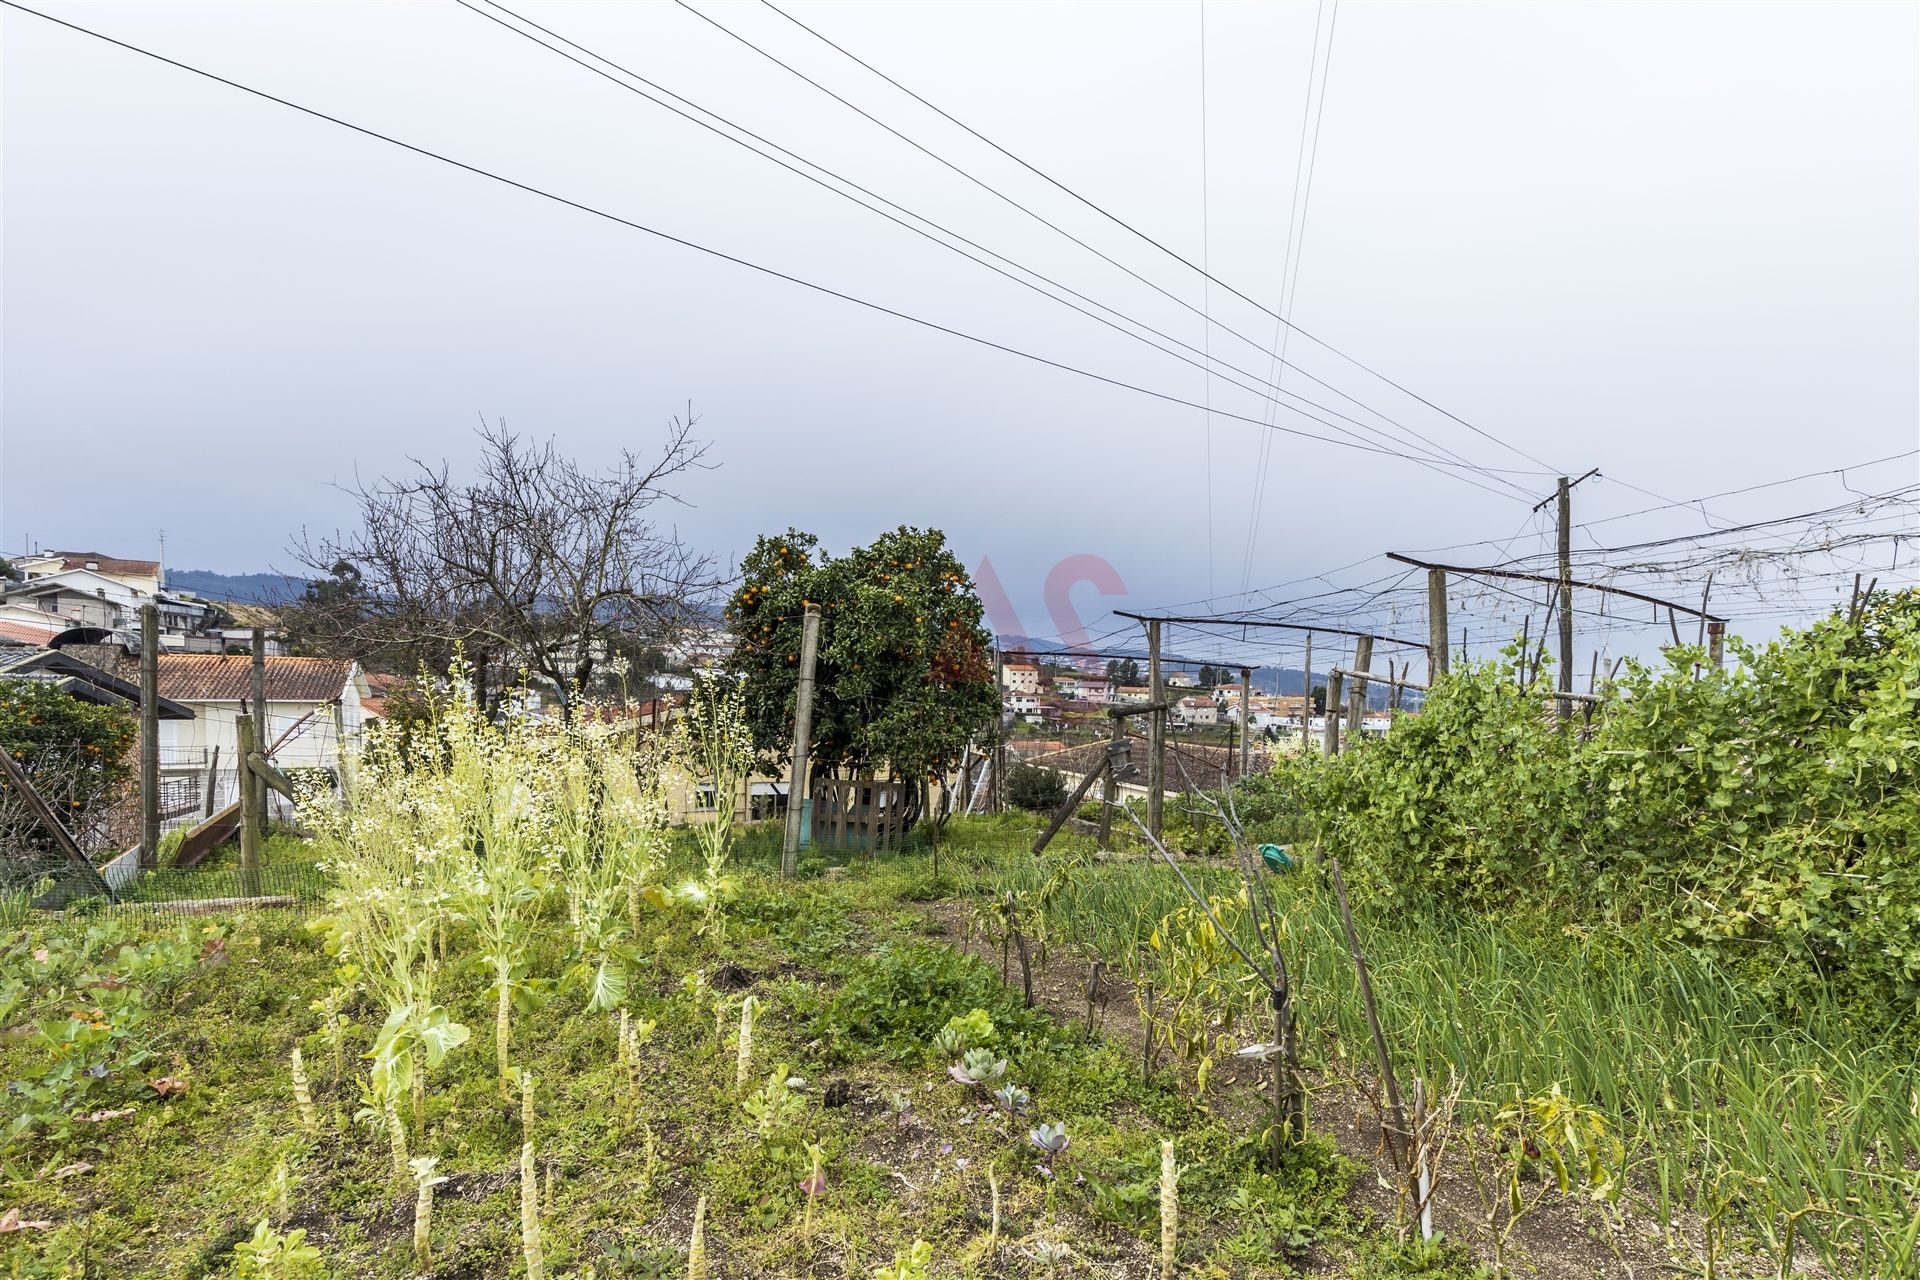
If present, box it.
[0,619,61,646]
[155,654,352,703]
[34,551,161,577]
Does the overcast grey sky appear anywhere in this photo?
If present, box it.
[4,0,1915,656]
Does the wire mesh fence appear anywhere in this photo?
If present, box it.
[109,861,329,918]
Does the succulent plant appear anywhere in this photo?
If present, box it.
[1029,1121,1070,1155]
[948,1047,1007,1087]
[990,1083,1031,1114]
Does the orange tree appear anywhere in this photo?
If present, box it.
[0,682,135,866]
[725,526,997,824]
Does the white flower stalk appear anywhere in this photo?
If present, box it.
[687,1194,708,1280]
[519,1141,545,1280]
[520,1069,535,1139]
[1159,1139,1178,1280]
[410,1155,448,1270]
[735,997,757,1087]
[495,961,515,1101]
[987,1165,1001,1249]
[383,1087,409,1181]
[290,1047,317,1134]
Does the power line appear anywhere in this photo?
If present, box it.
[5,0,1568,489]
[688,0,1549,498]
[1199,0,1215,598]
[1241,0,1341,590]
[753,0,1565,479]
[460,0,1540,502]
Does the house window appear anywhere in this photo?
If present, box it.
[693,785,717,811]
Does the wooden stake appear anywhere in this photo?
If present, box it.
[251,629,268,839]
[1098,716,1121,847]
[1322,660,1343,757]
[139,604,160,870]
[1147,620,1164,839]
[203,744,220,819]
[1329,857,1410,1171]
[1237,666,1252,778]
[236,711,261,898]
[1707,621,1725,669]
[780,603,822,875]
[1345,636,1373,751]
[1301,633,1313,746]
[1426,568,1449,682]
[1556,476,1575,724]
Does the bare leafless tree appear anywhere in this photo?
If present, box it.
[290,412,716,719]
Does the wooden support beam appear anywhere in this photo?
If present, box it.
[1427,569,1449,682]
[0,749,116,899]
[1115,611,1428,651]
[1385,552,1727,622]
[247,752,298,802]
[1327,667,1609,704]
[1032,757,1110,856]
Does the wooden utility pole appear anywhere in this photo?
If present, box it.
[1555,477,1575,724]
[1237,666,1252,778]
[1346,636,1373,749]
[236,711,260,897]
[780,603,822,877]
[139,604,160,869]
[1426,569,1449,682]
[250,629,269,833]
[1146,620,1164,838]
[1707,621,1726,669]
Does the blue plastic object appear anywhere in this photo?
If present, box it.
[1259,843,1294,872]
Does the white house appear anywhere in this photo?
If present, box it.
[154,655,368,817]
[0,565,219,646]
[1166,672,1196,689]
[1173,695,1218,728]
[1003,663,1041,695]
[15,551,163,597]
[1005,690,1043,721]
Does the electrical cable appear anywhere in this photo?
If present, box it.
[2,0,1556,489]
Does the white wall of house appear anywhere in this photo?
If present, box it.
[157,672,367,820]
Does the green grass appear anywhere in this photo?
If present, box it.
[3,831,1462,1280]
[975,819,1920,1277]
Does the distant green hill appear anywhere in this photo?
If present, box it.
[165,569,306,604]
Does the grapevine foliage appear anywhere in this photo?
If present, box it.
[1278,591,1920,1018]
